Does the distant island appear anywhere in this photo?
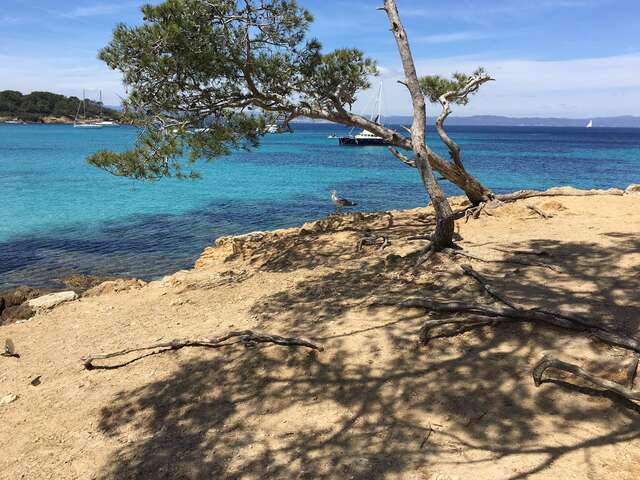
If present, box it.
[0,90,120,124]
[295,115,640,128]
[383,115,640,128]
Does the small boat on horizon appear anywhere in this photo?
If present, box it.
[586,119,593,128]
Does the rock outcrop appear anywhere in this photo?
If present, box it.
[0,287,49,325]
[625,184,640,195]
[27,291,78,313]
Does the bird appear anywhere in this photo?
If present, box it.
[331,190,357,212]
[2,338,19,358]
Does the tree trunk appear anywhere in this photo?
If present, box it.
[384,0,454,249]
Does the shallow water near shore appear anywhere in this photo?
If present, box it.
[1,123,639,289]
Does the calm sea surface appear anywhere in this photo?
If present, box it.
[1,123,639,289]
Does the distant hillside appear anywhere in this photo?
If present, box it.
[0,90,120,123]
[382,115,640,128]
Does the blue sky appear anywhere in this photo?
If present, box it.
[1,0,639,117]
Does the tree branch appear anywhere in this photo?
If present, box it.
[533,354,640,402]
[81,329,323,370]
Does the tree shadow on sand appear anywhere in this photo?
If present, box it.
[96,222,640,479]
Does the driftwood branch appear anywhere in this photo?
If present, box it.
[82,330,323,370]
[497,188,623,203]
[533,354,640,402]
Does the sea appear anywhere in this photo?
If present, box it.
[1,123,639,289]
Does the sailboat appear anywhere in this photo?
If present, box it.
[586,120,593,128]
[339,83,388,146]
[74,90,103,128]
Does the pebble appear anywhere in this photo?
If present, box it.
[0,393,18,405]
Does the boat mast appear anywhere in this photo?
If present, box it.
[99,90,103,121]
[82,89,87,121]
[376,82,383,125]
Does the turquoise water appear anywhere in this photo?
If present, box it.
[1,123,639,288]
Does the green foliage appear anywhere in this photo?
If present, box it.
[89,0,377,180]
[0,90,119,122]
[419,67,488,105]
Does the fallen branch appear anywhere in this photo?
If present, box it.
[82,330,323,370]
[496,187,623,203]
[533,354,640,402]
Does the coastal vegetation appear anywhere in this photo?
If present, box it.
[0,90,119,123]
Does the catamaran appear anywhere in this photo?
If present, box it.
[74,90,103,128]
[338,82,388,146]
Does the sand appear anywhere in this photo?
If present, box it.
[1,192,639,479]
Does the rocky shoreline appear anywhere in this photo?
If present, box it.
[0,275,145,325]
[3,185,639,327]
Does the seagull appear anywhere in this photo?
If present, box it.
[1,339,19,358]
[331,190,357,212]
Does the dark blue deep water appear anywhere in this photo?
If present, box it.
[1,123,639,288]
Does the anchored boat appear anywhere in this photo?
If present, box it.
[74,90,103,128]
[338,82,388,146]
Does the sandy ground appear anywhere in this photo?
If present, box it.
[1,192,640,480]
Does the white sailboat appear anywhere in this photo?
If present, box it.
[339,82,387,146]
[586,120,593,128]
[74,90,103,128]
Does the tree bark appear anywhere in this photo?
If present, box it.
[383,0,454,249]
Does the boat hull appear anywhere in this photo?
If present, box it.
[338,136,388,146]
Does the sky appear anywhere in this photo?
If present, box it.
[1,0,639,117]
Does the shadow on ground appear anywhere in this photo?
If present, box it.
[97,217,640,479]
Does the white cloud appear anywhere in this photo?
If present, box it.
[353,52,640,117]
[415,31,494,44]
[61,4,124,18]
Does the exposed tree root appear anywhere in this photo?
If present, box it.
[82,330,323,370]
[415,245,436,267]
[462,201,491,223]
[356,232,389,252]
[386,264,640,353]
[533,354,640,402]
